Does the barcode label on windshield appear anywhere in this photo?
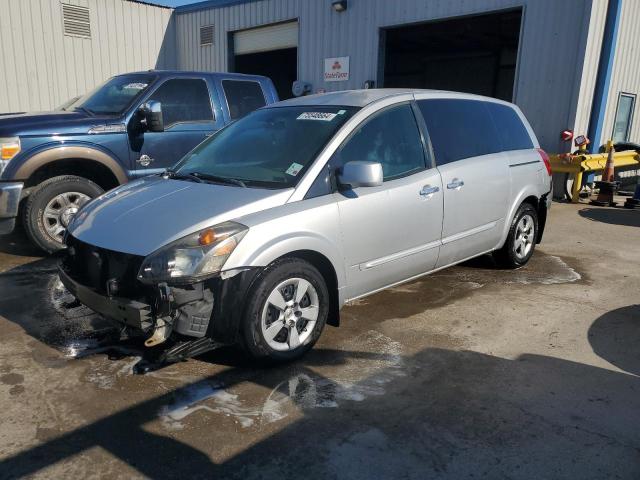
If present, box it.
[297,112,337,121]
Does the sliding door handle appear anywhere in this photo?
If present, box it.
[447,178,464,190]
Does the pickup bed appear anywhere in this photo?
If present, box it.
[0,70,278,252]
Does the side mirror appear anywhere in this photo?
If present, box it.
[139,101,164,132]
[337,161,383,188]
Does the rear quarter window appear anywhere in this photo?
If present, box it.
[486,103,534,151]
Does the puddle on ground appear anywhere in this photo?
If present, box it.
[343,252,582,321]
[0,259,136,369]
[157,330,406,430]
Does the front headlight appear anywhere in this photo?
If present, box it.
[137,221,248,284]
[0,137,20,175]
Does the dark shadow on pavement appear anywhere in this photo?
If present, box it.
[0,225,43,258]
[588,304,640,376]
[1,344,639,479]
[578,207,640,227]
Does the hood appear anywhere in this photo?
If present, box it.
[0,110,121,137]
[68,175,293,256]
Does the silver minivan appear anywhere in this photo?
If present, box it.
[59,89,553,364]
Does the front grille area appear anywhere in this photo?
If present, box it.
[63,236,146,298]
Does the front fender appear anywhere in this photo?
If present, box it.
[223,197,347,304]
[225,230,346,291]
[11,142,128,184]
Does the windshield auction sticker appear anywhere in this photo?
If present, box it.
[123,83,148,90]
[285,162,304,176]
[297,112,337,121]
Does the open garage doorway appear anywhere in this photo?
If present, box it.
[380,9,522,101]
[231,21,298,100]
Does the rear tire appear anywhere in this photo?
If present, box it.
[23,175,103,253]
[494,203,538,269]
[240,258,329,362]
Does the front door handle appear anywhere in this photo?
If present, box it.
[420,185,440,198]
[447,178,464,190]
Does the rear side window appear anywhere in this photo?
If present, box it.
[222,80,266,120]
[486,103,534,151]
[147,78,214,127]
[417,99,499,165]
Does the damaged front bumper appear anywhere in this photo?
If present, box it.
[59,266,153,331]
[58,236,260,349]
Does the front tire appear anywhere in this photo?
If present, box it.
[494,203,538,268]
[241,258,329,362]
[23,175,103,253]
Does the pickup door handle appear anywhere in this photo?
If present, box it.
[447,178,464,190]
[419,185,440,198]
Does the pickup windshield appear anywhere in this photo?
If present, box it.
[73,74,156,115]
[174,106,359,188]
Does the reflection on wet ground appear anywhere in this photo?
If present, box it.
[0,250,583,430]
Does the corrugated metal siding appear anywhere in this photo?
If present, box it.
[175,0,601,152]
[572,0,607,144]
[600,0,640,146]
[0,0,176,113]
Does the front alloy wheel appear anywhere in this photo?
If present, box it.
[241,258,329,361]
[261,278,320,352]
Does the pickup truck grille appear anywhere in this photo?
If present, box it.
[62,235,146,298]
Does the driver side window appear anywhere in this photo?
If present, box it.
[336,103,426,181]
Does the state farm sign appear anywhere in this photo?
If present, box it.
[324,56,349,82]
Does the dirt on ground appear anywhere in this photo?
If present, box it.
[0,202,639,479]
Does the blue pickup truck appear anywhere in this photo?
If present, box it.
[0,70,278,252]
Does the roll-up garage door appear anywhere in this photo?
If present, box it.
[234,21,298,55]
[232,21,299,100]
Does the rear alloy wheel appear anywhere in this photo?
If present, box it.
[241,258,329,361]
[494,203,538,268]
[23,175,103,253]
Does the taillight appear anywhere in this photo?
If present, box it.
[537,148,552,176]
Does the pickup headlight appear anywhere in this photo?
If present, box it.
[137,221,248,284]
[0,137,20,174]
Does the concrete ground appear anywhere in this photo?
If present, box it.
[0,202,638,479]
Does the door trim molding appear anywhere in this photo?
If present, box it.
[359,240,440,270]
[441,220,497,245]
[509,160,539,168]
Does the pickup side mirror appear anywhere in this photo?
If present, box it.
[138,101,164,132]
[337,161,383,188]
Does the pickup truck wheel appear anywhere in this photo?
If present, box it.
[23,175,103,253]
[241,258,329,362]
[494,203,538,269]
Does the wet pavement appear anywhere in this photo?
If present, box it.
[0,204,639,479]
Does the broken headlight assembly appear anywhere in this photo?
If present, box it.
[137,221,248,285]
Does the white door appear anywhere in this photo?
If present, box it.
[333,103,444,300]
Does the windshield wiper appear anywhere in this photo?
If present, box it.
[190,172,246,188]
[74,106,94,116]
[163,170,204,183]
